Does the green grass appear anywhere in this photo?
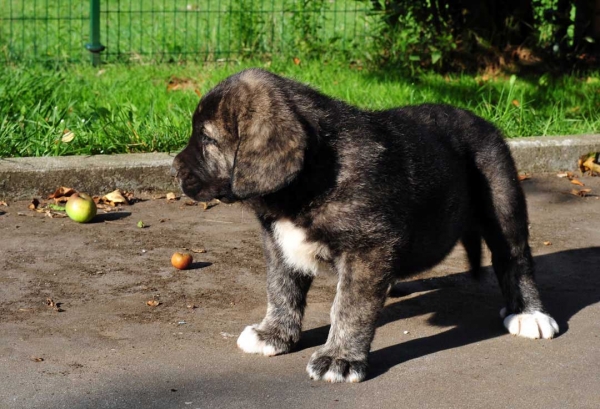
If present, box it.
[1,60,599,158]
[1,0,373,63]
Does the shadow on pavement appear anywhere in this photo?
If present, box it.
[299,246,600,381]
[92,211,132,222]
[22,248,600,409]
[190,261,213,269]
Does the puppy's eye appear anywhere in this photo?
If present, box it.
[201,135,217,146]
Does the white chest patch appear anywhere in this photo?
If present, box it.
[272,220,331,275]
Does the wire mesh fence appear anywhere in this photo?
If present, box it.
[1,1,89,62]
[1,0,377,64]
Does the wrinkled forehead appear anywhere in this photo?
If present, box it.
[191,91,236,142]
[191,73,264,139]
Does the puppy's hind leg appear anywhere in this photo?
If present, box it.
[461,228,483,279]
[476,141,558,339]
[487,234,559,339]
[237,228,313,356]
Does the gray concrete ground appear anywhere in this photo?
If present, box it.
[1,173,600,409]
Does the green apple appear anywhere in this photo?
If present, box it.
[65,193,97,223]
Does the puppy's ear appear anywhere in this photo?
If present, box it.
[231,93,309,199]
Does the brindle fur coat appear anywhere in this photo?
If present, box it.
[172,69,558,383]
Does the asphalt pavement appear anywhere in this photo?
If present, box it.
[1,171,599,409]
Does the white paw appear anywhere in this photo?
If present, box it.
[502,310,559,339]
[236,325,280,356]
[346,371,363,383]
[306,354,367,383]
[322,370,346,383]
[317,369,362,383]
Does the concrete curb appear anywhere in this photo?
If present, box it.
[1,134,599,200]
[0,152,176,200]
[507,134,600,174]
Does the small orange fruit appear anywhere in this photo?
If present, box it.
[171,252,193,270]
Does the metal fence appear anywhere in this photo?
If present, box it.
[1,0,377,64]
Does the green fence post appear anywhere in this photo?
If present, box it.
[85,0,105,66]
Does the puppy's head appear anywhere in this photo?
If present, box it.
[172,69,312,203]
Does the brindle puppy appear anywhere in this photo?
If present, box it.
[171,69,558,383]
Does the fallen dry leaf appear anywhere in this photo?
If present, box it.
[578,152,600,174]
[571,188,592,197]
[167,77,198,92]
[30,356,44,362]
[578,157,585,173]
[293,57,301,65]
[556,172,570,178]
[48,186,77,201]
[61,130,75,143]
[146,300,161,307]
[582,154,600,174]
[199,199,221,210]
[187,304,197,309]
[122,191,137,203]
[512,99,520,107]
[28,198,40,210]
[166,192,178,202]
[100,189,130,206]
[570,179,585,186]
[518,174,531,181]
[0,201,7,207]
[43,298,63,312]
[543,241,552,246]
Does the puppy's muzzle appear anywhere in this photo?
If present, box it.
[171,155,228,202]
[170,156,191,192]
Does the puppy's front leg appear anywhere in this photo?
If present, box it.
[307,252,391,383]
[237,228,313,356]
